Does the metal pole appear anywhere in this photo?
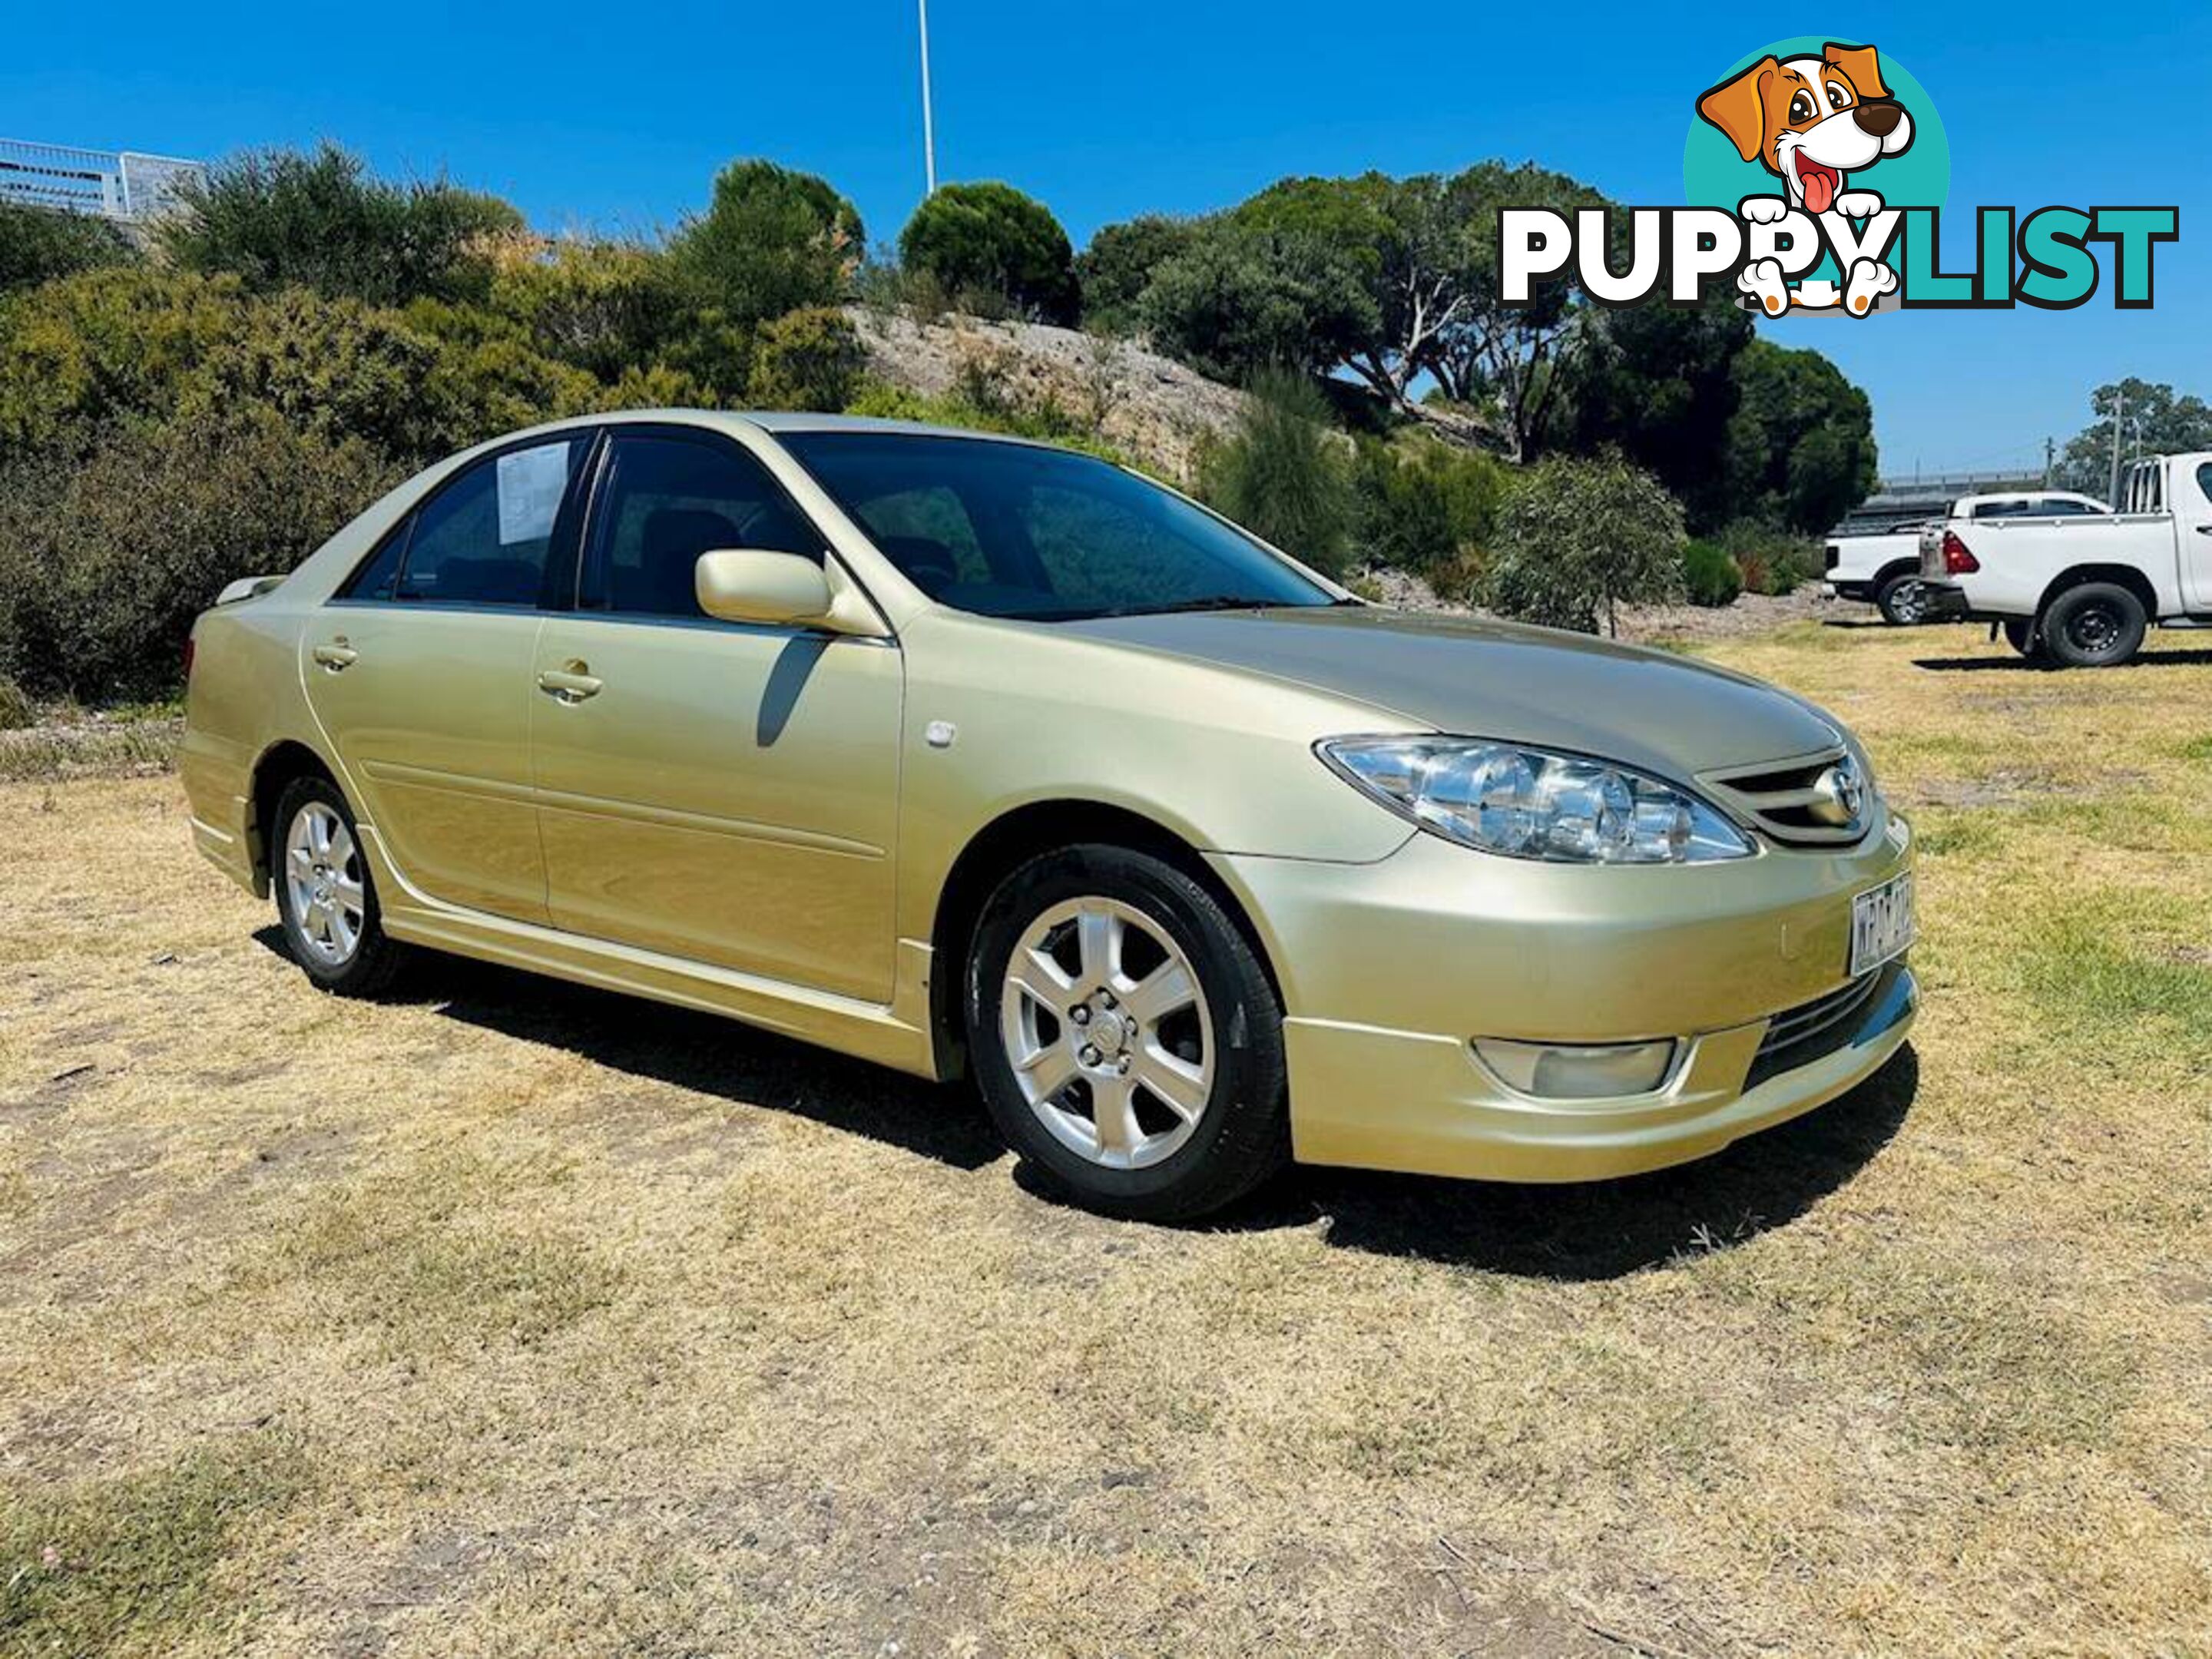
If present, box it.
[918,0,937,197]
[2108,383,2124,507]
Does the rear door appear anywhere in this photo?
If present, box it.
[304,432,594,922]
[528,426,904,1002]
[2179,459,2212,612]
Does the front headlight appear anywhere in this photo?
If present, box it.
[1317,737,1756,865]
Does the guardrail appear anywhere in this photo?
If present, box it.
[0,137,205,222]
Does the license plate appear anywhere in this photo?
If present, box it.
[1849,872,1916,976]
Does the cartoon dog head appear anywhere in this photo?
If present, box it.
[1698,42,1913,214]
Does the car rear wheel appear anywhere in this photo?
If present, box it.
[2041,584,2146,668]
[273,776,408,996]
[965,845,1289,1221]
[1876,571,1932,626]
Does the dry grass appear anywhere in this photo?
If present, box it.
[2,621,2208,1657]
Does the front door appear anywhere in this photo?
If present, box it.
[529,429,903,1002]
[303,432,592,922]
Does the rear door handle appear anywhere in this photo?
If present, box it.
[537,664,603,704]
[312,641,358,671]
[2194,525,2212,536]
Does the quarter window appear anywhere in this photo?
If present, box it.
[584,435,822,619]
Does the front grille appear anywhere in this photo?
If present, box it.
[1745,964,1895,1087]
[1700,747,1869,846]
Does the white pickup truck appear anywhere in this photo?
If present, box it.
[1919,456,2212,666]
[1826,490,2105,625]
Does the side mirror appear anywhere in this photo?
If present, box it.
[694,549,837,628]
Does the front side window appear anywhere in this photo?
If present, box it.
[383,437,587,607]
[584,434,822,619]
[780,433,1334,621]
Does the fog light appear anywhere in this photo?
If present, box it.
[1473,1038,1677,1100]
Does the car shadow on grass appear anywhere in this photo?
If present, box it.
[1915,649,2212,672]
[250,927,1005,1171]
[1263,1048,1919,1281]
[253,928,1916,1271]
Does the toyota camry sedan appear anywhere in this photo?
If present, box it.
[182,411,1916,1219]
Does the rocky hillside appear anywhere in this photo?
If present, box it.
[847,309,1249,483]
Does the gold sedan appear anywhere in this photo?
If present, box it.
[183,412,1916,1220]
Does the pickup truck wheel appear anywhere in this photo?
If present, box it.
[1876,572,1932,626]
[2041,584,2147,668]
[965,844,1290,1222]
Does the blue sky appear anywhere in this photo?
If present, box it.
[10,0,2205,478]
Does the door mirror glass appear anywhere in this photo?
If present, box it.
[694,549,836,627]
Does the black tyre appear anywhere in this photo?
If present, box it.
[2040,583,2147,669]
[965,844,1290,1221]
[1876,571,1932,627]
[271,774,409,996]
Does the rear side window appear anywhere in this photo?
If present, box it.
[341,437,588,607]
[1972,500,2029,518]
[583,433,822,620]
[2197,463,2212,508]
[2039,498,2101,516]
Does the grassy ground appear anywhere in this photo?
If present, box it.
[2,618,2207,1657]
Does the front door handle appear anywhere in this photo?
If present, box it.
[537,663,603,704]
[312,641,358,672]
[2194,524,2212,536]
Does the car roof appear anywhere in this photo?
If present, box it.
[1955,488,2101,506]
[520,407,1066,449]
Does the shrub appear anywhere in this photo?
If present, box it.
[0,268,240,458]
[1681,538,1743,607]
[159,143,519,306]
[0,202,140,293]
[670,160,863,333]
[1197,369,1355,575]
[898,183,1079,325]
[485,236,684,383]
[0,408,399,701]
[1076,214,1199,330]
[1351,435,1505,580]
[1714,520,1822,595]
[749,306,864,412]
[0,672,32,730]
[1483,455,1687,635]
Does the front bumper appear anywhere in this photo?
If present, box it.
[1210,815,1918,1182]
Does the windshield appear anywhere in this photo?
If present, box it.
[778,432,1336,621]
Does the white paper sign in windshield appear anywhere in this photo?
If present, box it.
[496,443,570,545]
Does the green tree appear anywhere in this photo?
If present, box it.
[1138,224,1376,383]
[1483,455,1687,636]
[1428,162,1611,460]
[2056,379,2212,496]
[670,160,864,333]
[1350,434,1505,579]
[1562,292,1753,532]
[1197,370,1356,575]
[1233,172,1476,411]
[159,143,521,306]
[486,237,685,383]
[1721,339,1878,533]
[1076,214,1199,331]
[0,201,140,293]
[899,182,1079,325]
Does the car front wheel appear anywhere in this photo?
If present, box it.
[273,775,408,996]
[964,845,1290,1221]
[1876,571,1932,626]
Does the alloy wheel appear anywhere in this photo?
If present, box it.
[998,896,1214,1171]
[285,801,366,966]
